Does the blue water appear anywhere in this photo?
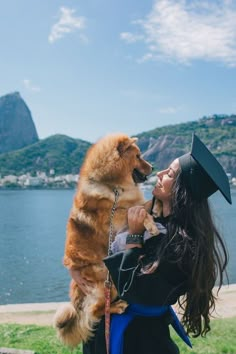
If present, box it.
[0,189,235,305]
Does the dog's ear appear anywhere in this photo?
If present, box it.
[117,137,138,155]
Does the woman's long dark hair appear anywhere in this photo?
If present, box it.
[143,170,228,337]
[170,171,228,337]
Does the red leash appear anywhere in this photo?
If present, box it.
[104,275,112,354]
[105,188,119,354]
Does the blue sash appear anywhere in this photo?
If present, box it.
[110,304,192,354]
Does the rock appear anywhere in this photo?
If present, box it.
[0,349,35,354]
[141,134,188,170]
[139,128,236,176]
[0,92,39,153]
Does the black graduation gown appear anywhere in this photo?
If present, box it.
[83,224,189,354]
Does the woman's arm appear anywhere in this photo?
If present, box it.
[69,268,93,295]
[104,239,187,306]
[104,206,187,305]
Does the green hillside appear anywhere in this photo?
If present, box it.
[0,114,235,177]
[137,115,236,157]
[0,134,91,176]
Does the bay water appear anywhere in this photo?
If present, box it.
[0,188,235,305]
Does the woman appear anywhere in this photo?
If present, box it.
[76,134,231,354]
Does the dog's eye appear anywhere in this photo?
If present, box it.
[136,154,141,159]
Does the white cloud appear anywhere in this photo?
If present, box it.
[23,79,40,92]
[137,53,155,64]
[48,7,87,43]
[159,106,179,114]
[120,32,144,43]
[120,0,236,66]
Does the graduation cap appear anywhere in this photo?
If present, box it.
[179,134,232,204]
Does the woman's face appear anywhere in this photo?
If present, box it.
[152,159,180,202]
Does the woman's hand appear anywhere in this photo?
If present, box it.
[128,206,147,234]
[69,268,92,295]
[125,206,147,249]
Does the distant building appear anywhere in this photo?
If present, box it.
[2,175,18,184]
[37,171,47,179]
[24,176,44,187]
[64,174,79,183]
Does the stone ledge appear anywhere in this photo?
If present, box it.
[0,348,35,354]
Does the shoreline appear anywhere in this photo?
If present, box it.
[0,284,235,326]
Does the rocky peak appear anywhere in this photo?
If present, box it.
[138,114,236,175]
[142,134,188,169]
[0,92,39,153]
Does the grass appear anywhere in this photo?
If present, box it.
[0,324,82,354]
[171,317,236,354]
[0,317,235,354]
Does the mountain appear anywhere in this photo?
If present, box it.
[0,114,235,178]
[137,114,236,176]
[0,92,39,153]
[0,134,91,176]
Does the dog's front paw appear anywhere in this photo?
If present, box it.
[144,214,160,236]
[110,299,128,314]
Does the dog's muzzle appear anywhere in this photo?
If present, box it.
[132,169,148,183]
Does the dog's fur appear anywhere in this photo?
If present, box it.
[53,133,157,347]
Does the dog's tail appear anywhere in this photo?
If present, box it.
[53,301,96,348]
[53,303,86,347]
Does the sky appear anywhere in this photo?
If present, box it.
[0,0,236,143]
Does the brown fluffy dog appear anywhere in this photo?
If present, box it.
[53,133,157,347]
